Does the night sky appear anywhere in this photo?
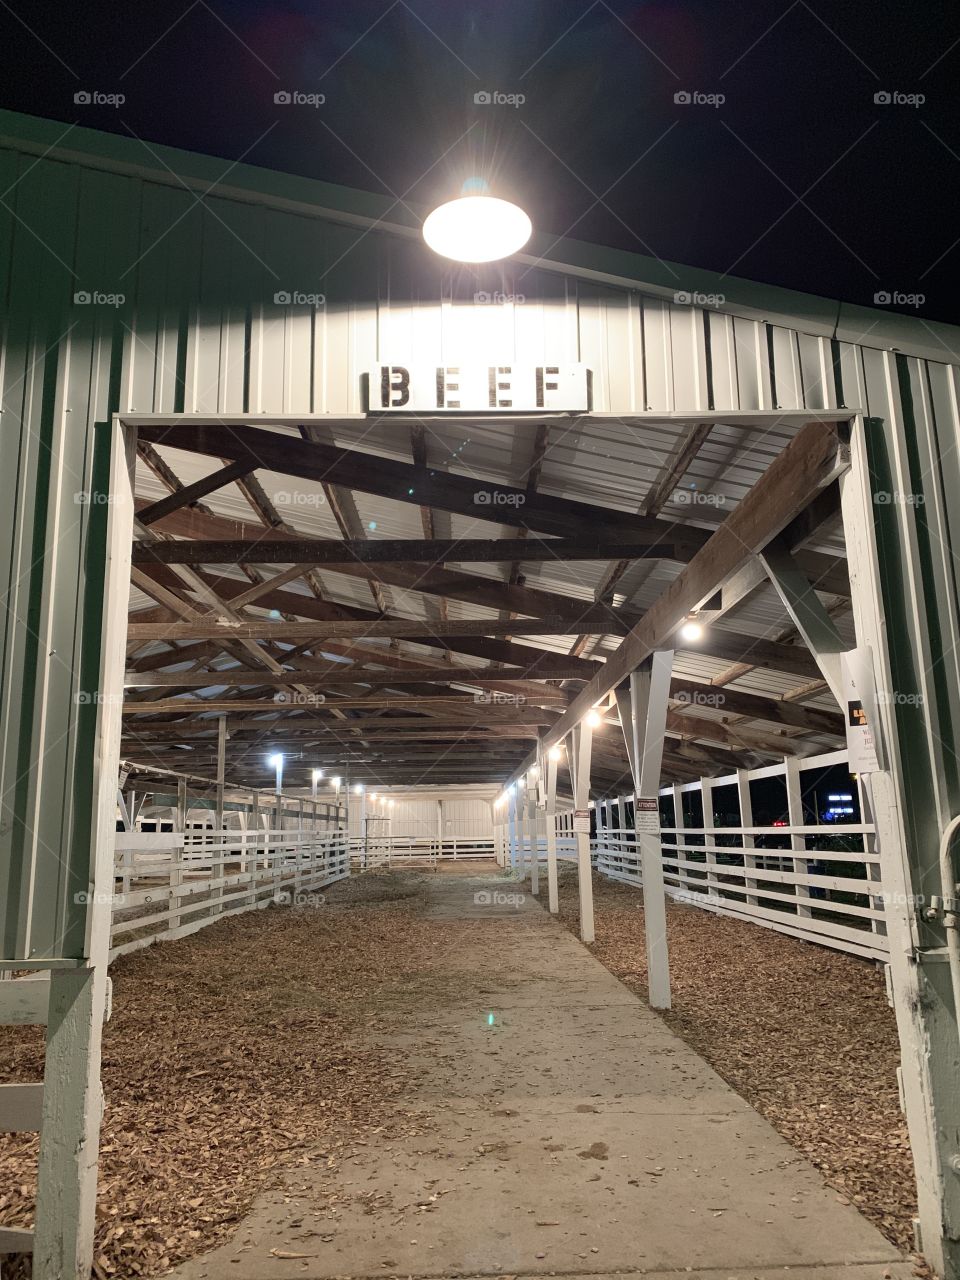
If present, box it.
[1,0,958,324]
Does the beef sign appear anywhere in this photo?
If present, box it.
[368,364,591,413]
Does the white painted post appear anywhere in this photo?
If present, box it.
[507,786,519,871]
[672,783,686,899]
[527,773,539,895]
[569,724,596,944]
[785,755,813,918]
[515,780,526,879]
[545,749,559,913]
[626,656,673,1010]
[170,777,186,935]
[736,768,760,906]
[702,775,718,901]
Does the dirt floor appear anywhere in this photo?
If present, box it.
[0,872,501,1277]
[552,864,916,1253]
[0,862,919,1277]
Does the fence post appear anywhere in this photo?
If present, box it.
[702,775,718,901]
[736,768,760,906]
[545,749,559,912]
[569,723,596,943]
[170,777,186,936]
[785,756,812,918]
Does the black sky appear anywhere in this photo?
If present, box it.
[1,0,958,324]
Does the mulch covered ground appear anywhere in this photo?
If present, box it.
[0,874,474,1278]
[554,865,918,1255]
[1,865,923,1276]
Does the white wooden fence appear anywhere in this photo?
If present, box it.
[354,835,497,867]
[496,750,889,963]
[110,828,350,959]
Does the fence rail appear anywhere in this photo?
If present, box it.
[110,829,350,959]
[355,835,497,867]
[496,751,890,964]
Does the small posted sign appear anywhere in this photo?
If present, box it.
[636,797,660,835]
[573,808,591,834]
[840,647,883,774]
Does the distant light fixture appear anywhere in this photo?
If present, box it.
[586,709,602,728]
[331,776,341,788]
[679,618,704,643]
[423,195,532,263]
[353,783,364,795]
[268,753,283,770]
[549,745,563,761]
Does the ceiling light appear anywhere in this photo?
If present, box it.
[586,709,602,728]
[423,196,532,263]
[679,619,704,643]
[549,745,563,761]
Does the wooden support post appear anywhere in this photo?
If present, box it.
[702,775,719,900]
[507,787,519,871]
[736,768,760,906]
[545,750,559,913]
[616,654,674,1009]
[569,723,596,944]
[784,755,813,917]
[527,775,539,895]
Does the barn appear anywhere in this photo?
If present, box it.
[1,104,959,1279]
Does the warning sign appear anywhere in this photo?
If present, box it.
[573,808,591,834]
[636,797,660,835]
[841,649,882,774]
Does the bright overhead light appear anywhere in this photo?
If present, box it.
[371,792,378,802]
[268,753,283,770]
[331,776,341,788]
[586,709,602,728]
[549,745,563,761]
[353,783,364,794]
[679,619,704,643]
[422,196,532,263]
[312,768,323,780]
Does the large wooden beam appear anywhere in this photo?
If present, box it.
[136,421,710,555]
[137,457,257,525]
[124,666,590,688]
[125,616,624,643]
[535,421,850,754]
[131,535,680,567]
[669,677,842,735]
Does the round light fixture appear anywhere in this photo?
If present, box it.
[549,745,563,762]
[586,709,602,728]
[422,196,532,263]
[679,619,704,643]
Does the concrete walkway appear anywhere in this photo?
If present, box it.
[171,870,910,1280]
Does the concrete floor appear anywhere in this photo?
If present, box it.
[170,869,911,1280]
